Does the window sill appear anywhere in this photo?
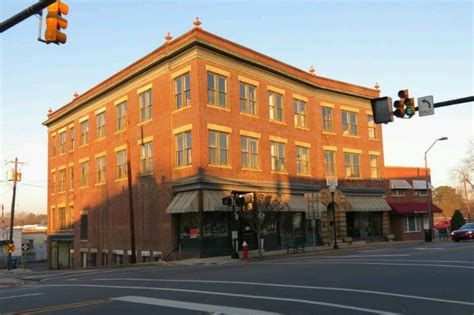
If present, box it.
[79,144,89,148]
[69,189,74,192]
[57,191,66,195]
[95,182,106,187]
[207,104,230,111]
[390,195,406,197]
[174,165,193,170]
[114,129,126,135]
[68,150,74,153]
[79,186,89,190]
[294,126,309,131]
[271,171,289,175]
[342,134,361,139]
[269,119,286,125]
[137,119,153,126]
[404,230,421,234]
[172,106,191,114]
[115,178,128,182]
[58,153,66,157]
[95,137,106,143]
[138,172,154,177]
[241,167,262,172]
[296,173,312,177]
[209,164,232,169]
[80,239,88,243]
[368,138,379,141]
[240,112,259,119]
[344,177,362,180]
[322,131,336,135]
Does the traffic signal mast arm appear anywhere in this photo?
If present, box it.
[0,0,56,33]
[417,96,474,111]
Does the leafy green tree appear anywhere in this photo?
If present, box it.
[450,210,466,231]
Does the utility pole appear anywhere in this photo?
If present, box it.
[6,158,24,270]
[125,115,136,264]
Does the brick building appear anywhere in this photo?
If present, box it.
[385,166,442,241]
[44,21,393,269]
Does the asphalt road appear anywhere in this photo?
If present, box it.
[1,241,473,315]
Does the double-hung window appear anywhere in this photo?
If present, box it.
[208,72,227,108]
[342,111,358,136]
[368,115,376,139]
[322,107,333,132]
[69,166,74,190]
[296,146,310,175]
[139,90,152,122]
[175,72,191,109]
[241,136,259,169]
[176,131,192,167]
[59,132,66,154]
[116,150,127,179]
[140,141,153,174]
[52,135,56,157]
[268,91,283,122]
[324,150,336,177]
[70,127,75,150]
[344,152,360,178]
[209,131,229,165]
[116,101,127,131]
[79,161,89,187]
[51,171,56,193]
[369,155,379,179]
[96,112,106,139]
[58,169,66,192]
[270,141,286,172]
[96,156,106,184]
[59,207,66,231]
[293,99,307,128]
[240,82,257,115]
[80,120,89,146]
[405,216,421,232]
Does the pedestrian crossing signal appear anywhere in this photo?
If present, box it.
[45,1,69,44]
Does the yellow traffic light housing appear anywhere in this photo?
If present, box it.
[404,97,416,117]
[45,1,69,44]
[394,89,409,118]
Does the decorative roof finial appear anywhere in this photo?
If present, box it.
[73,91,79,98]
[374,82,380,91]
[193,17,202,29]
[47,107,53,115]
[308,65,316,75]
[165,32,173,43]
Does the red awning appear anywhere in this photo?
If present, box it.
[388,202,443,215]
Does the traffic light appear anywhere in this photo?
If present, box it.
[45,1,69,44]
[393,89,409,118]
[370,97,394,124]
[404,97,416,117]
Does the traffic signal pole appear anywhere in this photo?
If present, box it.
[0,0,55,33]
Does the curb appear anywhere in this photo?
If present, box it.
[0,278,24,288]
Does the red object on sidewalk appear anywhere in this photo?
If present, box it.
[242,241,249,261]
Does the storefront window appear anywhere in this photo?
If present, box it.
[180,213,201,239]
[202,212,228,238]
[281,212,304,237]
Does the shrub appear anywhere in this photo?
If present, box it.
[450,210,466,231]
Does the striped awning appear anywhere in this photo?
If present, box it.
[286,195,326,213]
[412,180,434,190]
[203,190,231,212]
[389,180,412,189]
[346,196,391,212]
[165,191,199,213]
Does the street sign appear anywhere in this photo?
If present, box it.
[418,95,435,117]
[22,243,30,251]
[4,243,15,254]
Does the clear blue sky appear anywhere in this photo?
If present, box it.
[1,0,472,214]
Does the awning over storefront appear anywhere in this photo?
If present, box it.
[389,180,412,189]
[286,195,326,213]
[346,196,391,212]
[203,190,231,212]
[389,202,442,215]
[412,180,434,190]
[165,191,199,213]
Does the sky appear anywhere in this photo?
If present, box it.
[1,0,473,214]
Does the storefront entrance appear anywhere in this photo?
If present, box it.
[346,212,383,239]
[50,240,73,269]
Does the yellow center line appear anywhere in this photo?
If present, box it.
[12,299,112,314]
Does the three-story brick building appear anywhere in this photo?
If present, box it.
[44,21,392,268]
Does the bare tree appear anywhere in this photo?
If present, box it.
[240,193,286,256]
[452,139,474,190]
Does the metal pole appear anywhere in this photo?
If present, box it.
[126,153,136,264]
[424,151,432,242]
[331,192,338,249]
[7,158,19,270]
[0,0,55,33]
[311,201,316,251]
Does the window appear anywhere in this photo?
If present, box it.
[369,155,379,179]
[59,132,66,154]
[80,120,89,146]
[59,207,66,230]
[342,111,358,136]
[322,107,333,132]
[96,156,106,184]
[69,166,74,190]
[51,171,56,194]
[140,142,153,174]
[240,82,257,115]
[96,112,106,139]
[139,89,152,122]
[296,146,310,175]
[414,190,428,196]
[51,208,55,231]
[293,99,307,128]
[268,91,283,121]
[116,101,127,131]
[116,150,127,179]
[405,215,421,232]
[79,161,89,187]
[368,115,376,139]
[391,189,406,197]
[52,135,56,157]
[270,141,286,172]
[241,136,259,169]
[209,130,229,165]
[208,72,227,107]
[176,131,192,167]
[344,152,360,178]
[175,72,191,109]
[70,127,75,150]
[58,169,66,192]
[80,214,88,240]
[324,150,336,177]
[69,206,74,230]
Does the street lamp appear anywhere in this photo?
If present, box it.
[424,136,448,242]
[328,182,338,249]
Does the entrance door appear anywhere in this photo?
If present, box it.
[239,218,257,250]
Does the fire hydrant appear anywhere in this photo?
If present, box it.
[242,241,249,261]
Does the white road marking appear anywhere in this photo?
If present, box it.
[0,293,44,300]
[112,295,280,315]
[415,247,443,250]
[289,258,474,264]
[92,278,474,307]
[39,284,399,315]
[358,249,389,253]
[258,261,474,269]
[318,254,411,258]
